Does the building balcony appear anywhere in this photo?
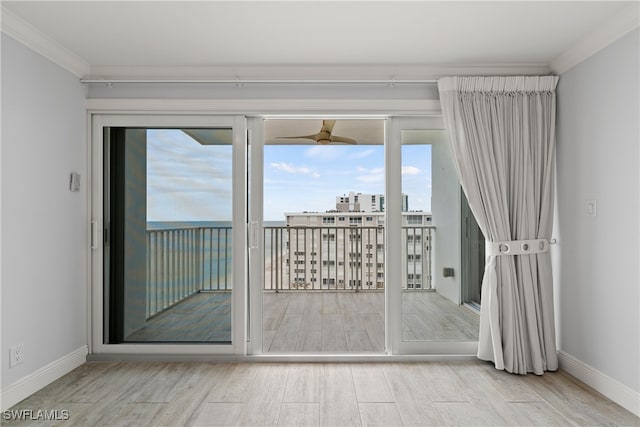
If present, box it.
[131,225,478,346]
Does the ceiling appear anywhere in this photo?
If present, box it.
[2,1,638,80]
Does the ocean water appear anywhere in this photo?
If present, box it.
[148,220,232,230]
[147,220,285,230]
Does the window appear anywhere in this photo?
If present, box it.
[407,215,423,225]
[323,216,335,224]
[349,217,362,225]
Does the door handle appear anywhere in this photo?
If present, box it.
[91,220,99,250]
[250,221,259,249]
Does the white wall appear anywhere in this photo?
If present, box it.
[1,34,88,388]
[556,29,639,394]
[431,132,461,304]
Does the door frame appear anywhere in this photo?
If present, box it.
[247,115,390,355]
[87,105,477,358]
[90,114,247,355]
[247,115,477,356]
[388,116,478,355]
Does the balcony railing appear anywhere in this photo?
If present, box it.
[146,226,231,318]
[264,225,434,292]
[145,224,434,318]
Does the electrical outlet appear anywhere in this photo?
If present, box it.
[9,344,24,368]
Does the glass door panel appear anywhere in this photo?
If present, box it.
[258,118,386,353]
[390,117,479,355]
[400,129,479,342]
[103,127,235,344]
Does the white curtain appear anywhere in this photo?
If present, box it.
[438,76,558,375]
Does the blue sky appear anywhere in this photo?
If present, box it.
[146,129,431,222]
[264,144,431,220]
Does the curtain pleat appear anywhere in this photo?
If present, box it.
[438,76,558,374]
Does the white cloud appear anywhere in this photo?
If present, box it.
[356,166,384,183]
[303,145,342,161]
[270,162,319,177]
[348,148,375,160]
[402,166,421,175]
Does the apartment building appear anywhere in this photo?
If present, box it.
[266,194,432,291]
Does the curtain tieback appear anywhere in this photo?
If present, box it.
[486,239,550,256]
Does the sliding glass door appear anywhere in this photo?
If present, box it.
[251,118,387,354]
[91,114,480,356]
[249,116,481,356]
[388,117,479,355]
[92,115,246,354]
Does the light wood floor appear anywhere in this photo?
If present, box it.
[124,291,479,349]
[5,362,637,426]
[125,292,232,343]
[263,291,479,353]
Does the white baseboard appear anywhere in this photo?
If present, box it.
[558,350,640,417]
[0,346,88,411]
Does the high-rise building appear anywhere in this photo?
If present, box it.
[265,193,432,291]
[335,192,408,213]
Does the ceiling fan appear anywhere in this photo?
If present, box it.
[278,120,357,145]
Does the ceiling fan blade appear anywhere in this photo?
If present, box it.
[320,120,336,134]
[277,133,321,141]
[331,135,358,144]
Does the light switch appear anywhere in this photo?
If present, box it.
[586,199,597,216]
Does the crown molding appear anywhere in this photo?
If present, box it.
[0,6,90,78]
[551,3,640,74]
